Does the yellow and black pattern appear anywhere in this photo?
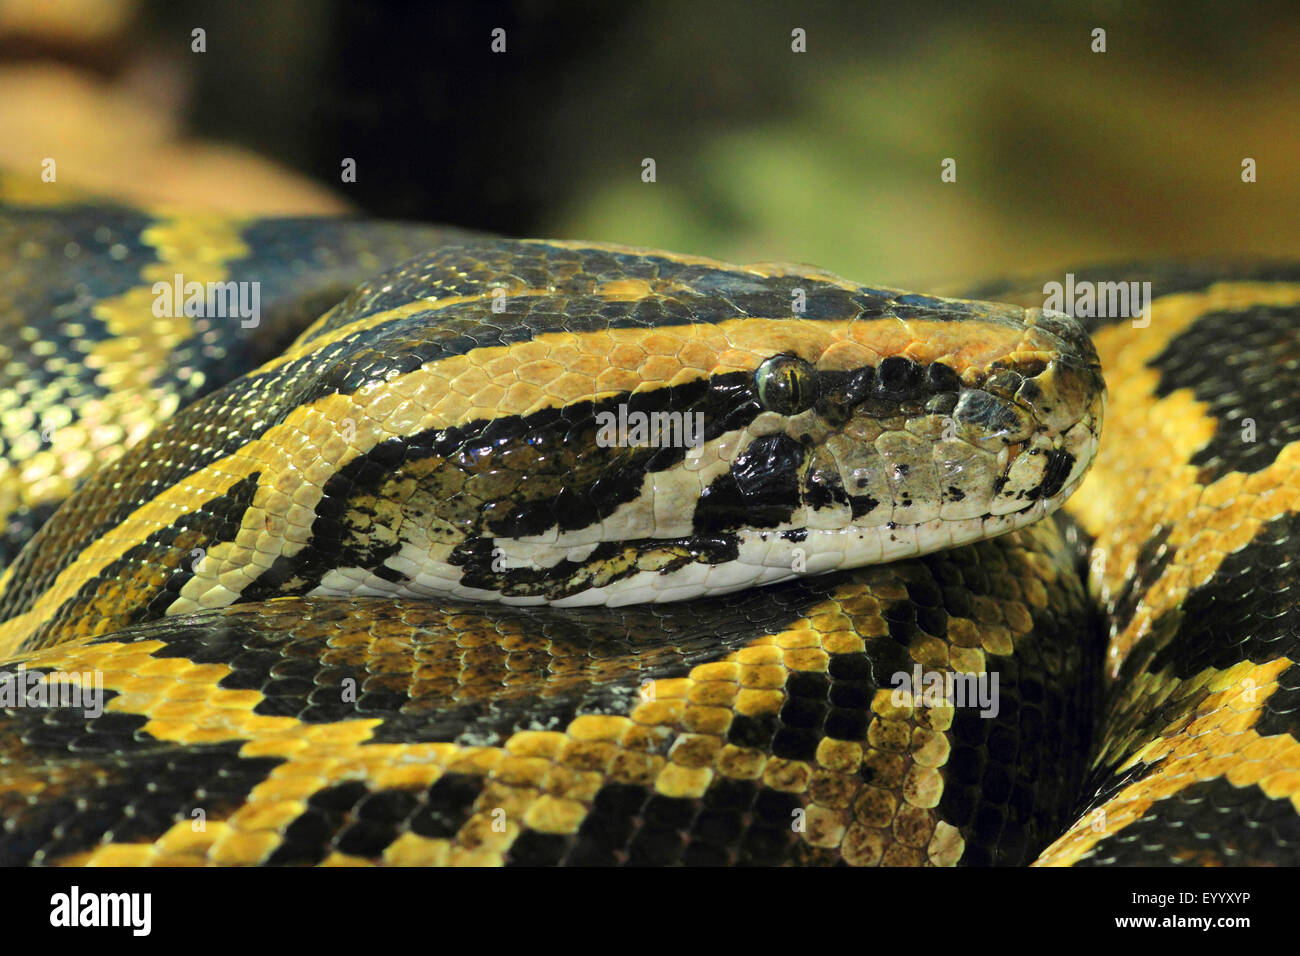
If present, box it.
[0,200,466,569]
[966,265,1300,865]
[0,196,1293,866]
[0,521,1092,866]
[0,226,1102,659]
[0,199,1110,866]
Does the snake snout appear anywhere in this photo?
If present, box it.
[707,300,1108,577]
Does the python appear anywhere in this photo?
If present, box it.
[0,228,1104,645]
[0,196,1295,867]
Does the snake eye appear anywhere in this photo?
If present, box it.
[755,354,818,414]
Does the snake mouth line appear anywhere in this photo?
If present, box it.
[501,428,1097,607]
[313,459,1098,611]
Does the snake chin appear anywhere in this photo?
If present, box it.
[451,444,1102,610]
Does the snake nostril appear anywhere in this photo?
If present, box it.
[985,370,1025,398]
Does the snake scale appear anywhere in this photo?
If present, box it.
[0,192,1297,867]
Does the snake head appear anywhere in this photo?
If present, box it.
[355,244,1107,606]
[667,293,1106,594]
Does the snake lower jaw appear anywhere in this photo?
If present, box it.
[446,440,1101,610]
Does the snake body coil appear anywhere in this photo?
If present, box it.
[0,199,1294,866]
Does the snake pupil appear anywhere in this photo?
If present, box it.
[756,354,818,414]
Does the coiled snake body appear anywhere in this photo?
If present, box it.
[0,197,1295,866]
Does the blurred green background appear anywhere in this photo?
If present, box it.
[0,0,1296,287]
